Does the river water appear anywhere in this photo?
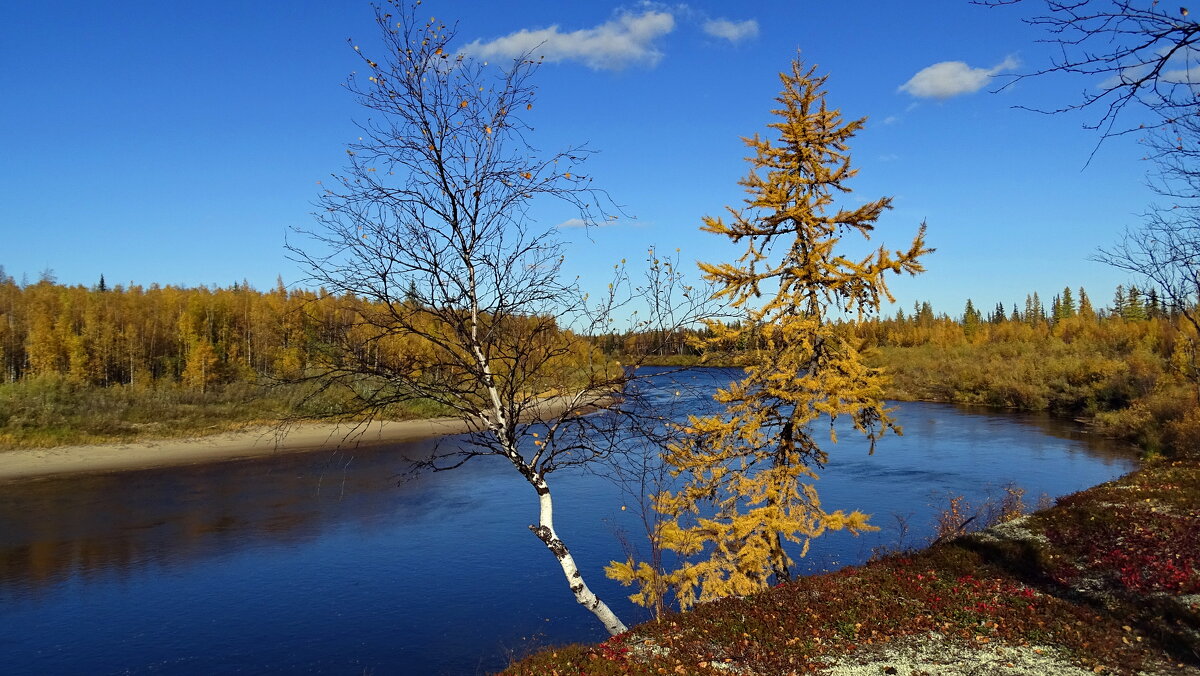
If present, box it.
[0,368,1135,675]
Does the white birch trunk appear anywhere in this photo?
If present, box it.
[528,473,628,636]
[462,265,625,635]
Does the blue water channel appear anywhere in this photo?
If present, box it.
[0,368,1136,674]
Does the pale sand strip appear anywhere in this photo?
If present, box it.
[0,417,473,483]
[0,395,605,483]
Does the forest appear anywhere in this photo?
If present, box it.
[0,271,460,446]
[1,266,1195,459]
[863,285,1200,458]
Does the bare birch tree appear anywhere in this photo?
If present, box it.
[979,0,1200,140]
[286,1,712,636]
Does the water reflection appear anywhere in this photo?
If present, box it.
[0,440,475,597]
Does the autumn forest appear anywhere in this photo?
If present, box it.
[1,267,1195,459]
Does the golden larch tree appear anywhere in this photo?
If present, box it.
[609,58,930,610]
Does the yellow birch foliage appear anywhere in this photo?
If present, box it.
[609,58,929,610]
[182,340,220,393]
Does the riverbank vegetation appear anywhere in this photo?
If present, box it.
[506,458,1200,675]
[859,287,1200,458]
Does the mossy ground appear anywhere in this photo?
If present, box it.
[504,460,1200,675]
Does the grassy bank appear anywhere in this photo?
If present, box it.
[505,459,1200,675]
[872,342,1200,459]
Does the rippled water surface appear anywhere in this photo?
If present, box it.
[0,368,1136,674]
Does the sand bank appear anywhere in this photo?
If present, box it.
[0,416,478,483]
[0,394,610,483]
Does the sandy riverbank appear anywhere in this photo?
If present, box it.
[0,393,612,483]
[0,394,606,483]
[0,416,478,483]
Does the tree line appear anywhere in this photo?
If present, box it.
[5,265,1195,454]
[0,271,466,393]
[860,286,1200,457]
[859,284,1194,349]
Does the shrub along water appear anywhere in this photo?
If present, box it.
[0,376,454,448]
[857,290,1199,458]
[635,284,1199,457]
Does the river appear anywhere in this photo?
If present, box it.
[0,368,1136,674]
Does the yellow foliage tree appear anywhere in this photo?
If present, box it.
[182,339,220,393]
[609,58,930,610]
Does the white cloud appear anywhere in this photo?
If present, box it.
[702,18,758,43]
[898,56,1019,100]
[556,217,624,229]
[1163,65,1200,84]
[462,11,675,70]
[882,115,899,125]
[1100,45,1200,90]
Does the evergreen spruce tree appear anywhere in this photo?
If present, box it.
[963,298,982,338]
[1079,287,1095,319]
[918,301,934,328]
[1125,286,1148,320]
[1112,285,1127,318]
[1060,286,1076,319]
[608,59,930,610]
[1147,288,1162,318]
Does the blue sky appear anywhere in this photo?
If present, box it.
[0,0,1155,316]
